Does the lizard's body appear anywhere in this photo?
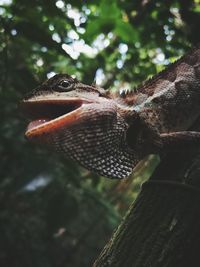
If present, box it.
[119,47,200,133]
[22,46,200,178]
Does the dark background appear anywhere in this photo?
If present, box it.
[0,0,199,266]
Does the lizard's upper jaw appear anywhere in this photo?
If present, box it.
[21,97,90,139]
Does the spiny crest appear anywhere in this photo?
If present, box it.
[135,45,200,96]
[118,87,138,98]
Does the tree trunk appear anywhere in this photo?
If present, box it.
[93,148,200,267]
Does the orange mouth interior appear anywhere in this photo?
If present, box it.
[21,99,83,138]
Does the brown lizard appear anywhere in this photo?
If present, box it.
[21,46,200,179]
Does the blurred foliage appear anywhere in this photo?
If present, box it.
[0,0,199,266]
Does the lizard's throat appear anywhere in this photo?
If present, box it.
[51,117,140,179]
[21,98,140,179]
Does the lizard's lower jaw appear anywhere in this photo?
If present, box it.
[21,98,86,139]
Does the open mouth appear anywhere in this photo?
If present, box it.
[21,99,84,138]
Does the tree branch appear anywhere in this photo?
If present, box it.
[93,147,200,267]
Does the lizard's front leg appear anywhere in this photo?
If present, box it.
[159,131,200,150]
[136,114,200,153]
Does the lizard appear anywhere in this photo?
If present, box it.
[21,46,200,179]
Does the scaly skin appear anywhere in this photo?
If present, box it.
[22,46,200,178]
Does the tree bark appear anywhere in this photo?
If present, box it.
[93,148,200,267]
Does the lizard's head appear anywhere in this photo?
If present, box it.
[22,74,139,179]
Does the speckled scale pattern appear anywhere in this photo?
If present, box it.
[120,46,200,133]
[50,111,139,178]
[24,46,200,179]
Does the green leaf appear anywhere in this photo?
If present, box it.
[115,21,138,43]
[100,0,121,20]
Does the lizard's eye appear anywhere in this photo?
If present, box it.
[60,80,70,88]
[56,80,73,92]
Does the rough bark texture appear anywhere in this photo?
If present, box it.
[93,148,200,267]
